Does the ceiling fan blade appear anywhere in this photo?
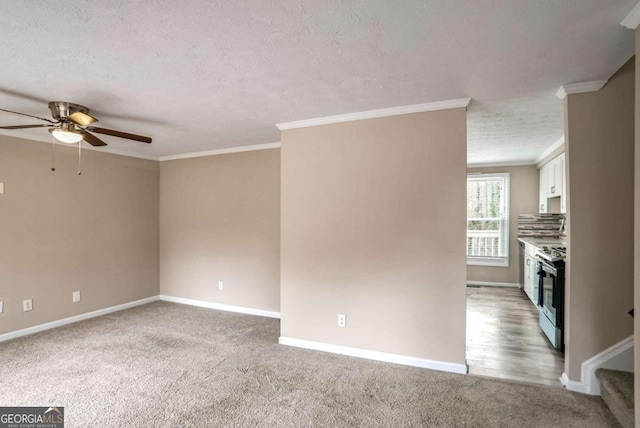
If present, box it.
[0,87,50,104]
[82,131,108,147]
[68,111,98,126]
[0,108,56,124]
[87,126,152,144]
[0,124,52,129]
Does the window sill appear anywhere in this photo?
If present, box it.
[467,257,509,267]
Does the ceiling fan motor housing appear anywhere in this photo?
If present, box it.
[48,101,90,121]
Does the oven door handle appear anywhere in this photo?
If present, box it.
[537,261,546,307]
[539,259,557,274]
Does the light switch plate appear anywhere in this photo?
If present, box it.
[0,183,4,194]
[0,301,3,313]
[72,291,81,303]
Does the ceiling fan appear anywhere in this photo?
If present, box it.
[0,101,152,146]
[0,101,152,174]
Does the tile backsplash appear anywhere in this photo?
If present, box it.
[518,214,566,238]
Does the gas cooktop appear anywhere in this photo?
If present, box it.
[536,246,566,263]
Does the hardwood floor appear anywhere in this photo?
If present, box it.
[466,285,565,387]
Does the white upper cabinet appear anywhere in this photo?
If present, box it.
[544,157,563,198]
[539,153,566,214]
[559,153,566,213]
[539,164,548,213]
[552,156,563,197]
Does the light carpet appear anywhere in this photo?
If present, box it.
[0,302,619,427]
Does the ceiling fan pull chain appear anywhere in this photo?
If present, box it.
[50,135,56,172]
[77,140,82,176]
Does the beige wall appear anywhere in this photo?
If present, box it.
[635,28,639,428]
[160,149,280,312]
[466,165,539,285]
[0,136,159,335]
[564,57,635,380]
[280,109,467,365]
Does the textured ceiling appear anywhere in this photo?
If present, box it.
[0,1,636,163]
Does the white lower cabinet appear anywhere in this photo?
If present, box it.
[523,245,539,304]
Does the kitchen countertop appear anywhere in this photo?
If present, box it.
[518,237,566,249]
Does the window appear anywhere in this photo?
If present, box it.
[467,173,510,267]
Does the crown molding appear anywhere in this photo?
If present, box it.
[621,1,640,29]
[555,81,608,99]
[159,142,281,161]
[276,98,472,131]
[535,136,565,164]
[467,160,536,168]
[85,147,159,161]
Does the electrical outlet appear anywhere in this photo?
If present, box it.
[72,291,81,303]
[338,314,346,328]
[218,281,223,291]
[23,299,33,312]
[0,301,3,313]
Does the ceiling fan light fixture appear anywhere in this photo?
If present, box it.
[49,128,83,144]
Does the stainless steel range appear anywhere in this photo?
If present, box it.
[535,246,566,352]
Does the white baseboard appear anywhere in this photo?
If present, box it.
[560,335,634,395]
[581,335,634,395]
[561,373,588,394]
[0,294,280,343]
[0,296,160,343]
[279,336,468,375]
[159,295,280,319]
[466,281,520,288]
